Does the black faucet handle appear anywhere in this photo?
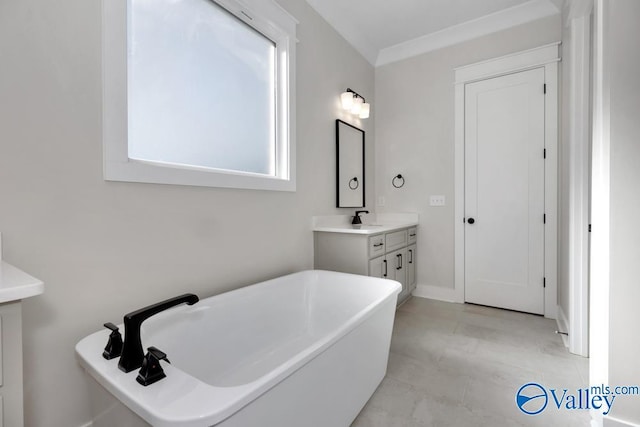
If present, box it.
[102,322,123,360]
[352,210,370,225]
[136,346,169,386]
[147,346,169,363]
[104,322,119,332]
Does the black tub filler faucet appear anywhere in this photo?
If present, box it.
[118,293,199,373]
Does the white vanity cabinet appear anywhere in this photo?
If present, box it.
[0,301,24,427]
[314,224,417,305]
[0,249,44,427]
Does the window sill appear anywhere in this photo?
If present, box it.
[104,159,296,192]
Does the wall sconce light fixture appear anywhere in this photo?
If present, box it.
[340,88,370,119]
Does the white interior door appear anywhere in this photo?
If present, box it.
[464,67,546,315]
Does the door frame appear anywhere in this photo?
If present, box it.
[453,43,560,319]
[564,2,592,356]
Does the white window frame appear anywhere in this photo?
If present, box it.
[102,0,297,191]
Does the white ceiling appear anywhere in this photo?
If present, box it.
[305,0,561,66]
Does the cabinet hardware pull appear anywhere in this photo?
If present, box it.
[409,233,416,237]
[397,254,403,270]
[373,243,383,247]
[409,249,413,263]
[383,260,388,277]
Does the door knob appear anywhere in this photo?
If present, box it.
[467,218,475,224]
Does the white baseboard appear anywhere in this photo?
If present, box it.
[412,284,459,303]
[412,285,563,321]
[604,416,640,427]
[556,304,570,348]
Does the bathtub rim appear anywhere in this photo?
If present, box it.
[75,270,401,427]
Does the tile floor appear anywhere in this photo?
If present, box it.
[352,297,590,427]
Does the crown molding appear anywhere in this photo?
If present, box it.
[565,0,593,25]
[304,0,378,65]
[376,0,560,67]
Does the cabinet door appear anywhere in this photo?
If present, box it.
[387,248,406,289]
[368,255,387,279]
[391,247,409,301]
[407,244,417,290]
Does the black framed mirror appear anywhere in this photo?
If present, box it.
[336,120,365,208]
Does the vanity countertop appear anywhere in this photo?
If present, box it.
[312,222,418,235]
[312,213,418,235]
[311,213,418,235]
[0,261,44,303]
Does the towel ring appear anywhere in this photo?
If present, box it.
[349,177,359,190]
[392,174,405,188]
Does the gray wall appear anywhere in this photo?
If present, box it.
[374,15,562,290]
[607,0,640,422]
[0,0,374,425]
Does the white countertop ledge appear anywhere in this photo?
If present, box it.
[312,213,419,235]
[0,261,44,303]
[313,222,418,235]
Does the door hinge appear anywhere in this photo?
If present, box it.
[589,224,592,232]
[544,148,547,159]
[543,214,546,224]
[543,84,547,94]
[543,277,546,288]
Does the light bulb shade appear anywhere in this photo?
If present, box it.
[341,91,354,110]
[359,103,370,119]
[350,96,363,114]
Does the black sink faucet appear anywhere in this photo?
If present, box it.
[352,210,369,225]
[118,293,199,373]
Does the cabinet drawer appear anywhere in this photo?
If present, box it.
[385,230,407,252]
[368,235,385,258]
[407,227,417,244]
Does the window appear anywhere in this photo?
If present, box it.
[103,0,297,191]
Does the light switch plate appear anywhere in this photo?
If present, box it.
[430,195,446,206]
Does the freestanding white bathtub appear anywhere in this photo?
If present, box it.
[76,270,401,427]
